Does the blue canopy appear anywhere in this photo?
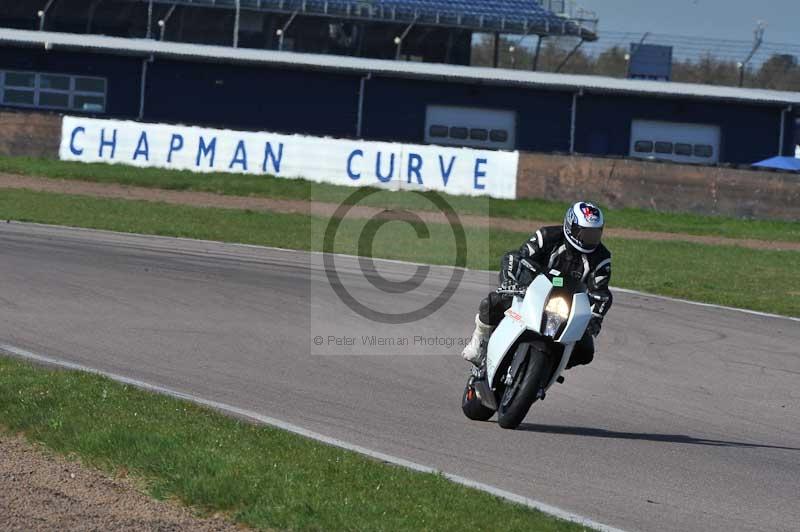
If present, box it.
[752,156,800,172]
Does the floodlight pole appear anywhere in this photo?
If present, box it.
[631,32,650,55]
[492,32,501,67]
[738,21,766,87]
[277,10,299,51]
[158,5,176,41]
[85,0,103,33]
[532,35,543,71]
[233,0,241,48]
[626,32,650,77]
[394,15,419,60]
[556,38,584,73]
[37,0,57,31]
[146,0,154,39]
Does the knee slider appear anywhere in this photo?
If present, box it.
[478,296,493,324]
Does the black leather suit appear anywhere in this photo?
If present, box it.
[478,226,613,368]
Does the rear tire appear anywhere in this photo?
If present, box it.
[497,348,552,429]
[461,378,495,421]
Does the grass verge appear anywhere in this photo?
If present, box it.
[2,155,799,243]
[1,188,799,317]
[0,356,589,531]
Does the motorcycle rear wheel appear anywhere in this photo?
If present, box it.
[461,377,495,421]
[497,347,552,429]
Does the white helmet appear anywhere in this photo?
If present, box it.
[563,202,604,253]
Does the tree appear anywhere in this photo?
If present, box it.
[672,54,739,86]
[756,54,800,91]
[593,46,627,77]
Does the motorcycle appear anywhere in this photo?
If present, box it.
[461,270,593,429]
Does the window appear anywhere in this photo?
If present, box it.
[3,89,34,105]
[634,140,654,153]
[449,126,468,140]
[39,91,70,108]
[694,144,713,158]
[5,72,34,88]
[674,143,693,156]
[429,125,448,138]
[654,141,673,154]
[469,128,488,141]
[1,70,106,113]
[490,129,509,143]
[40,74,70,91]
[73,94,105,112]
[74,77,105,93]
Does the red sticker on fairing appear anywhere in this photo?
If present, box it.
[505,309,523,322]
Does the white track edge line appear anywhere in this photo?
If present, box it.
[610,287,800,323]
[0,342,628,532]
[6,221,799,323]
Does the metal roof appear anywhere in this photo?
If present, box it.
[1,28,799,107]
[124,0,595,38]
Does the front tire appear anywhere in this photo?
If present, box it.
[497,347,552,429]
[461,377,495,421]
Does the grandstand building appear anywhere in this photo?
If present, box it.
[0,1,796,165]
[0,0,596,65]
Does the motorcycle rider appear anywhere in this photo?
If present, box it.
[462,201,612,369]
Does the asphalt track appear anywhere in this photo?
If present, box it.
[1,222,798,532]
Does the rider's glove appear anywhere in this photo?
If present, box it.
[588,291,611,315]
[586,316,603,337]
[497,279,519,293]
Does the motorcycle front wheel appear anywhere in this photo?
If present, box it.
[497,347,553,429]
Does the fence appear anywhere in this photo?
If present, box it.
[472,31,800,91]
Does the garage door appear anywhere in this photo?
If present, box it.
[630,120,720,164]
[425,105,516,151]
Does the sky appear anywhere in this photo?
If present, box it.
[578,0,799,45]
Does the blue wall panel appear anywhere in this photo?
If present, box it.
[360,76,574,152]
[144,60,361,137]
[0,46,789,165]
[0,48,141,117]
[576,94,783,164]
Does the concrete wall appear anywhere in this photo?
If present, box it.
[0,110,61,158]
[517,152,800,221]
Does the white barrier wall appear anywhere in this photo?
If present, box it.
[59,116,519,199]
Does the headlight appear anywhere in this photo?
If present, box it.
[543,296,570,337]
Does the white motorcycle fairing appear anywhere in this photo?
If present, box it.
[485,274,592,391]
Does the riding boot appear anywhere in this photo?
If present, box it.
[461,314,495,366]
